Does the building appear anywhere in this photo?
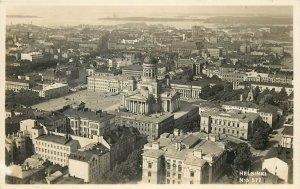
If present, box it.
[176,58,205,75]
[262,157,292,183]
[207,48,221,58]
[122,64,143,79]
[6,157,46,184]
[142,131,227,184]
[114,111,174,139]
[280,126,293,149]
[222,100,282,128]
[63,106,116,137]
[251,82,293,96]
[68,143,110,183]
[170,81,206,99]
[200,109,261,140]
[6,78,33,92]
[171,41,197,54]
[87,75,136,93]
[20,52,44,62]
[32,83,69,99]
[192,26,205,41]
[121,56,181,115]
[32,126,80,166]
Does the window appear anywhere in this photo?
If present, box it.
[190,180,194,184]
[178,174,181,179]
[148,163,152,169]
[148,172,151,177]
[178,165,182,172]
[167,162,171,169]
[167,179,170,184]
[190,171,194,177]
[172,180,175,184]
[167,172,170,177]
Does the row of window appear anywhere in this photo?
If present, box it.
[36,141,68,150]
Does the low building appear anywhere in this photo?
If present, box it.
[222,100,282,128]
[114,111,174,139]
[280,126,293,149]
[32,83,69,99]
[6,157,46,184]
[63,106,116,137]
[68,143,110,183]
[142,132,227,184]
[6,78,33,92]
[122,64,143,79]
[87,75,136,93]
[200,109,261,140]
[171,41,197,54]
[32,127,80,166]
[20,52,44,62]
[262,157,291,183]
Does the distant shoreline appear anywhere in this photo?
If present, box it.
[99,16,292,25]
[7,15,40,18]
[99,17,204,22]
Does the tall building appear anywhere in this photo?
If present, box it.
[142,131,227,184]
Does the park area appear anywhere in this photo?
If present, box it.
[32,89,122,112]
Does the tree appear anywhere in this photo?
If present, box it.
[104,149,143,184]
[251,122,270,150]
[232,143,252,178]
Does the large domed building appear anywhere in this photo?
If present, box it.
[121,56,181,115]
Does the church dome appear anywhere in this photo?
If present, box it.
[144,56,157,65]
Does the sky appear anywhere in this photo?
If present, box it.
[7,6,293,18]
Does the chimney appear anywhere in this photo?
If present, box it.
[240,94,243,101]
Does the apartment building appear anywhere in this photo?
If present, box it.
[63,107,116,137]
[68,143,110,183]
[142,132,227,184]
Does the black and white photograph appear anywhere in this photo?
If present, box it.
[1,0,299,187]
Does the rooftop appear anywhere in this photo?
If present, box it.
[36,134,79,146]
[143,132,225,166]
[114,111,174,124]
[282,126,293,136]
[69,143,109,162]
[63,108,116,125]
[122,64,143,71]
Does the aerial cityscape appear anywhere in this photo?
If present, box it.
[4,5,293,184]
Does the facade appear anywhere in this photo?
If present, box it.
[142,132,227,184]
[222,100,282,128]
[63,106,116,137]
[33,83,69,99]
[20,52,44,62]
[122,64,143,79]
[114,111,174,139]
[262,157,291,183]
[68,143,110,183]
[200,109,260,139]
[170,82,204,99]
[87,75,136,93]
[121,56,181,115]
[171,41,197,54]
[6,78,32,92]
[32,126,80,166]
[280,126,293,149]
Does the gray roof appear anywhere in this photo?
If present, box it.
[63,108,116,125]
